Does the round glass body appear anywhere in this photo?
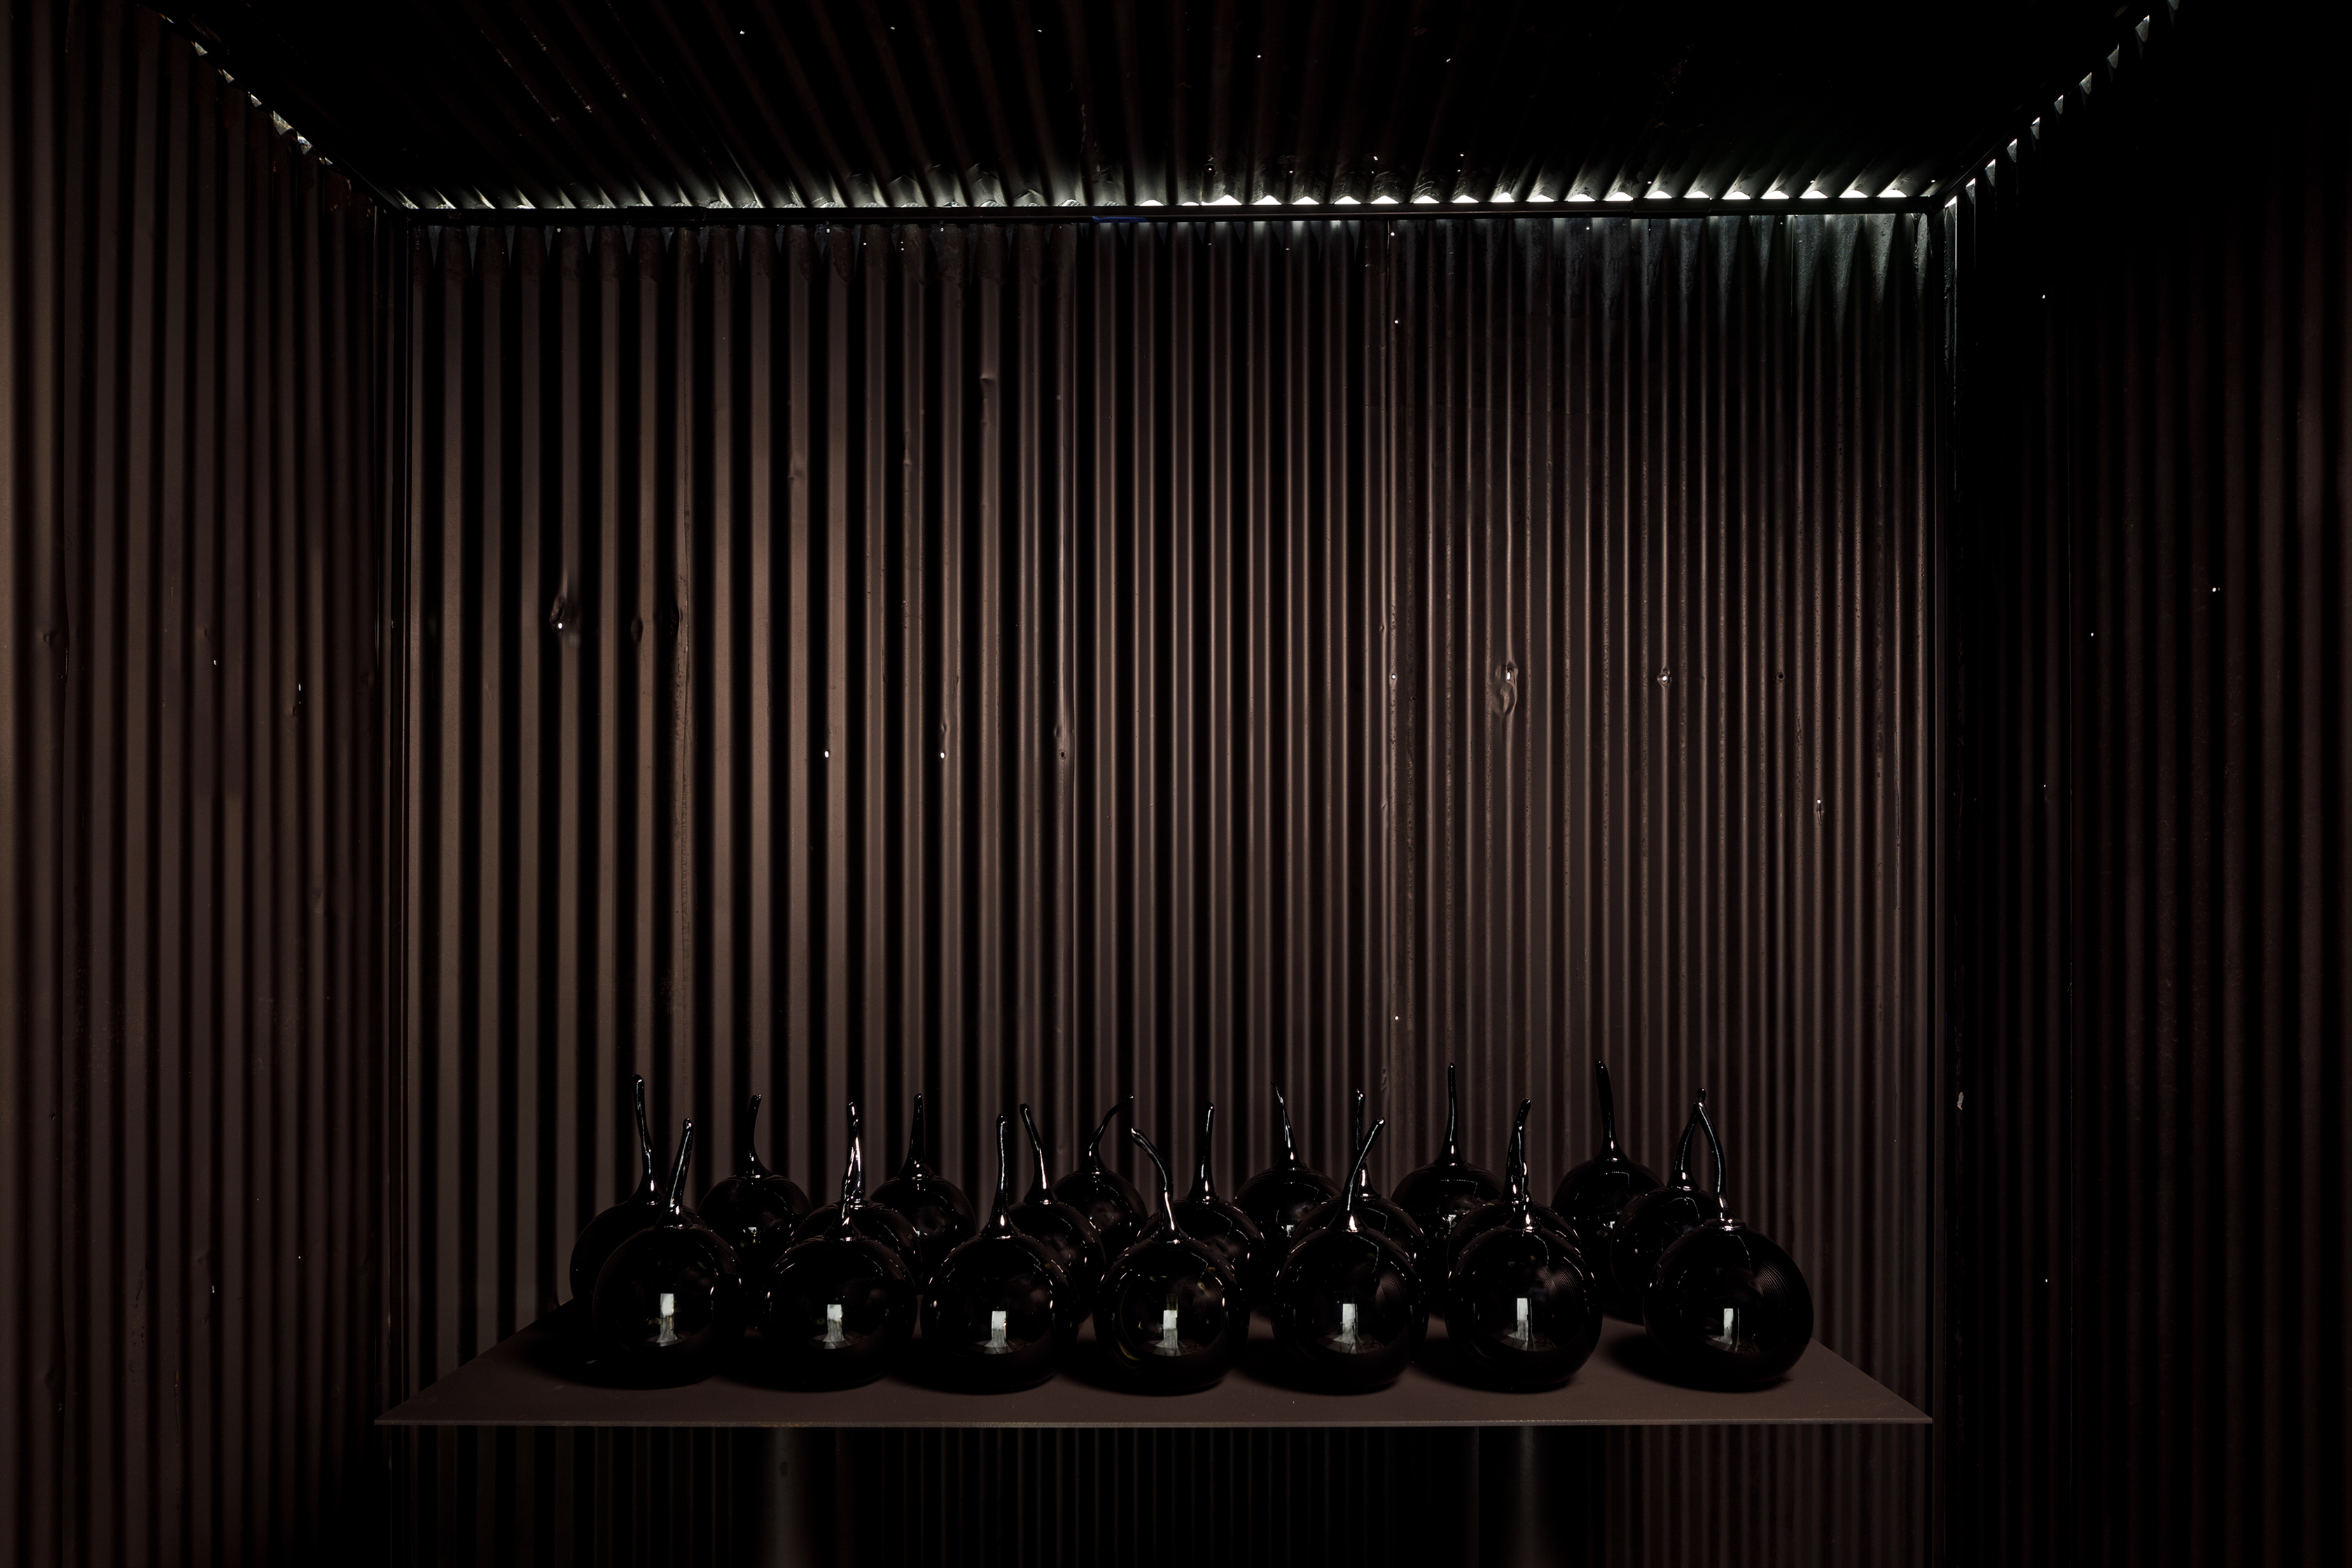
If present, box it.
[1643,1222,1814,1388]
[868,1170,975,1279]
[1444,1194,1574,1277]
[1391,1162,1507,1247]
[570,1199,664,1306]
[590,1224,746,1385]
[792,1202,924,1279]
[1169,1194,1264,1305]
[1444,1222,1603,1390]
[919,1231,1071,1391]
[1271,1225,1427,1392]
[1008,1194,1108,1299]
[759,1231,918,1389]
[1553,1156,1664,1319]
[1234,1168,1340,1268]
[1093,1237,1248,1393]
[699,1172,811,1273]
[1052,1165,1145,1254]
[1300,1188,1431,1282]
[1610,1184,1725,1313]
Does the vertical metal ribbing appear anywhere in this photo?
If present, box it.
[4,6,389,1564]
[389,211,1939,1564]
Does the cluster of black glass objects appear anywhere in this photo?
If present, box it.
[697,1092,812,1272]
[568,1075,666,1305]
[1551,1060,1664,1320]
[1643,1104,1814,1388]
[919,1115,1077,1391]
[870,1092,976,1278]
[1392,1065,1508,1244]
[1611,1089,1727,1310]
[1232,1087,1339,1295]
[758,1102,919,1390]
[590,1120,751,1385]
[1094,1128,1250,1392]
[1052,1096,1147,1253]
[552,1066,1811,1397]
[1300,1089,1430,1281]
[1272,1116,1430,1391]
[1007,1104,1111,1300]
[1443,1105,1604,1391]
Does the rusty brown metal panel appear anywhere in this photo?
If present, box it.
[1,4,390,1565]
[395,209,1936,1563]
[1946,5,2351,1566]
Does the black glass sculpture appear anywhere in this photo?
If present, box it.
[568,1075,666,1305]
[1092,1128,1248,1393]
[1610,1090,1726,1312]
[759,1107,919,1390]
[1444,1149,1603,1390]
[1051,1096,1147,1252]
[1390,1064,1506,1245]
[791,1102,926,1279]
[1006,1104,1110,1299]
[868,1091,977,1279]
[1445,1098,1577,1276]
[1232,1086,1341,1278]
[1550,1059,1664,1319]
[1271,1116,1429,1392]
[591,1120,748,1385]
[1301,1090,1431,1281]
[1644,1102,1814,1388]
[919,1115,1075,1391]
[697,1092,812,1273]
[1168,1103,1264,1302]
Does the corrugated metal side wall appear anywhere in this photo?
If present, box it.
[394,211,1937,1564]
[0,3,391,1566]
[1945,6,2351,1567]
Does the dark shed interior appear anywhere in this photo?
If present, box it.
[1,1,2343,1564]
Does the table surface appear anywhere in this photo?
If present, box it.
[381,1310,1928,1430]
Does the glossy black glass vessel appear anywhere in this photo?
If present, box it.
[1232,1086,1341,1273]
[919,1115,1074,1391]
[1301,1090,1430,1281]
[568,1075,666,1305]
[1168,1103,1264,1302]
[1006,1104,1109,1298]
[697,1092,812,1272]
[1444,1166,1603,1390]
[591,1120,748,1385]
[1645,1103,1814,1387]
[1092,1128,1248,1393]
[1271,1117,1429,1392]
[1050,1096,1147,1252]
[1611,1090,1726,1311]
[759,1107,919,1390]
[791,1102,926,1279]
[868,1091,977,1278]
[1445,1098,1577,1276]
[1550,1059,1664,1319]
[1391,1064,1506,1245]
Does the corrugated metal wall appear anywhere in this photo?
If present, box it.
[0,3,391,1566]
[1945,4,2351,1565]
[394,209,1938,1564]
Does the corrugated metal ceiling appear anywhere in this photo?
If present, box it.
[162,0,2145,215]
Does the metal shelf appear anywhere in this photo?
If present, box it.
[382,1313,1927,1431]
